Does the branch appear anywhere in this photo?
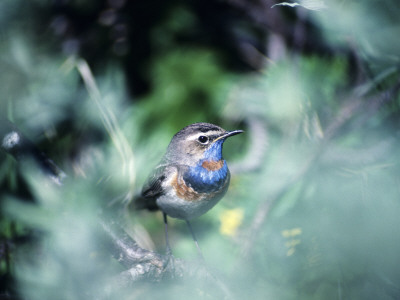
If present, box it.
[99,218,189,282]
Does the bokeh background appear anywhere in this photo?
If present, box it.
[1,0,400,299]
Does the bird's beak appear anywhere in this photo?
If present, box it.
[214,129,244,142]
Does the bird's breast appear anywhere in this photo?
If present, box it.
[158,162,230,219]
[201,160,224,171]
[183,160,229,194]
[170,171,202,201]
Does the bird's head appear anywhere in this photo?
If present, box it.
[165,122,243,167]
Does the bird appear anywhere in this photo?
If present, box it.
[133,122,243,258]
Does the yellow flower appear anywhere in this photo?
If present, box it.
[281,227,302,256]
[281,227,302,238]
[219,208,244,237]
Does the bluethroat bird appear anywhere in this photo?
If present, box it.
[133,122,243,257]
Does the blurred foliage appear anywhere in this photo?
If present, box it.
[1,0,400,299]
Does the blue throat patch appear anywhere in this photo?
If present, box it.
[204,139,224,161]
[183,140,228,193]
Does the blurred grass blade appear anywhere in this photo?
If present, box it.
[70,58,135,202]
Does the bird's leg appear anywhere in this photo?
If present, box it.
[163,212,173,256]
[162,212,176,273]
[186,220,205,261]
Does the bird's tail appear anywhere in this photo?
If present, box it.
[129,194,159,212]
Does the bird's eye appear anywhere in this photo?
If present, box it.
[198,135,209,144]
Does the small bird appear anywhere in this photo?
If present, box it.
[133,122,243,257]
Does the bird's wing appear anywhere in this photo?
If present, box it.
[132,164,167,211]
[133,163,189,211]
[141,164,168,198]
[133,162,181,211]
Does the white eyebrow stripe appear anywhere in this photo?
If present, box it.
[186,131,222,141]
